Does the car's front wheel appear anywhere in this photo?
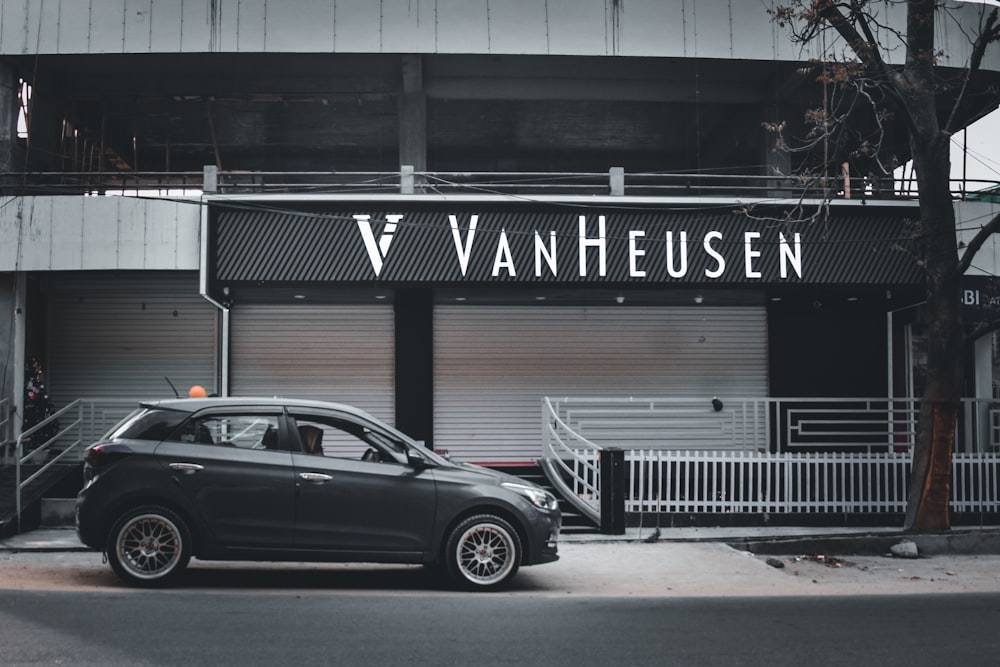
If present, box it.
[444,514,522,590]
[106,506,191,587]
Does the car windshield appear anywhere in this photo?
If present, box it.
[359,420,453,467]
[105,407,189,441]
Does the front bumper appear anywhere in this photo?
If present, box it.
[526,509,561,565]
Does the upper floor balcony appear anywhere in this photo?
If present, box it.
[1,166,997,202]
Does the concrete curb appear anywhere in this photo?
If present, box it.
[6,526,1000,555]
[731,528,1000,557]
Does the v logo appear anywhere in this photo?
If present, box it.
[355,214,402,277]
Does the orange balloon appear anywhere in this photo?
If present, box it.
[188,385,207,398]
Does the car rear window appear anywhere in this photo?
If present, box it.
[106,407,189,442]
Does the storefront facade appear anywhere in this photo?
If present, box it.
[187,196,926,462]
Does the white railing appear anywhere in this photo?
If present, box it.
[541,396,1000,525]
[14,400,86,530]
[0,397,10,464]
[75,399,142,445]
[626,450,1000,514]
[544,396,1000,455]
[545,396,770,452]
[7,398,140,531]
[539,397,601,524]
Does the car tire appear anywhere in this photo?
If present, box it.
[444,514,522,591]
[106,505,191,587]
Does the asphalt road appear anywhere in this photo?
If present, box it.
[2,588,999,666]
[3,542,1000,665]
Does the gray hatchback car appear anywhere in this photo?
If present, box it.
[76,397,560,590]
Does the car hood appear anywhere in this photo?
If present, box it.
[445,460,541,487]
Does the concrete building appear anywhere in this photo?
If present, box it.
[1,2,999,525]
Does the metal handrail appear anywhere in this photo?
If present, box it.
[540,397,601,524]
[0,397,10,465]
[14,400,85,531]
[541,395,1000,525]
[2,168,996,200]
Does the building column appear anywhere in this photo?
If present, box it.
[0,62,20,182]
[0,274,26,444]
[394,289,434,450]
[22,76,62,172]
[399,55,427,175]
[974,333,994,451]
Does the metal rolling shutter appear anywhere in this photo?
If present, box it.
[46,272,219,436]
[433,305,768,463]
[229,304,395,425]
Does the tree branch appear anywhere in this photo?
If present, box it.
[957,210,1000,276]
[815,1,919,136]
[944,7,1000,135]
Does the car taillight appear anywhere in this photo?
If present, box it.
[84,442,134,468]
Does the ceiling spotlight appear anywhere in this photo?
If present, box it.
[615,294,625,304]
[694,294,704,304]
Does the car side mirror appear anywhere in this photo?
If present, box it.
[407,449,433,470]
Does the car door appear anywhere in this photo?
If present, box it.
[289,411,437,554]
[154,408,297,549]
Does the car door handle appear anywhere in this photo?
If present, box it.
[299,472,333,484]
[168,462,204,474]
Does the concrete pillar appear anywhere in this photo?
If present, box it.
[394,289,434,450]
[0,63,20,185]
[974,334,994,452]
[610,167,624,196]
[398,55,427,176]
[22,79,62,172]
[0,274,26,444]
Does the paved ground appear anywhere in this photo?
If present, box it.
[3,526,1000,596]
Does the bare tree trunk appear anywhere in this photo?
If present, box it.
[903,107,964,531]
[770,0,999,531]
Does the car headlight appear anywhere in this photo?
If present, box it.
[501,482,559,511]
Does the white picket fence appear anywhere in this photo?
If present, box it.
[541,397,1000,520]
[625,450,1000,514]
[546,449,1000,518]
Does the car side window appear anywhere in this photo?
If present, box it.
[106,407,189,441]
[170,414,281,450]
[290,414,405,463]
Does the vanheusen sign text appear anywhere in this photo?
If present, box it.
[355,213,803,280]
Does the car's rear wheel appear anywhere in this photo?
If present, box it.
[107,506,191,587]
[444,514,521,590]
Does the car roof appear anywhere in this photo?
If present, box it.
[141,396,378,421]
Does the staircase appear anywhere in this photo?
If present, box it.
[493,463,599,534]
[0,462,80,537]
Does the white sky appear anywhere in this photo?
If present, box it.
[951,3,1000,188]
[951,108,1000,190]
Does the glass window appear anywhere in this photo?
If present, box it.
[291,413,406,462]
[106,408,189,441]
[170,414,281,450]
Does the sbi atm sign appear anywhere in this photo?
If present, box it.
[963,275,1000,324]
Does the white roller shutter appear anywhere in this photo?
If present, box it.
[229,304,395,425]
[434,305,768,463]
[46,272,219,436]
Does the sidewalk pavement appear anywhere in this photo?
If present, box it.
[5,524,1000,555]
